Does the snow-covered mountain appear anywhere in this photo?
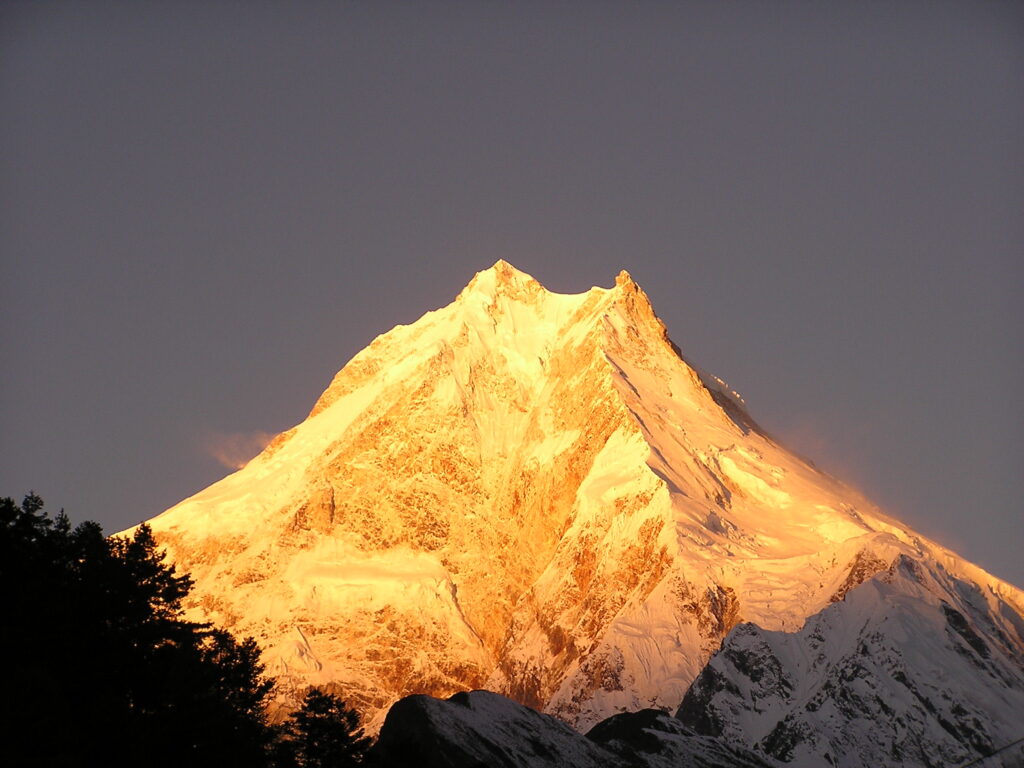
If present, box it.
[678,553,1024,767]
[137,261,1024,763]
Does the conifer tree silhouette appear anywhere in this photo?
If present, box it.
[0,494,279,768]
[277,689,372,767]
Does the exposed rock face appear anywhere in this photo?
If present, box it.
[135,261,1024,754]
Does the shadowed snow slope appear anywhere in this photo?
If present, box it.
[133,262,1023,763]
[678,555,1024,767]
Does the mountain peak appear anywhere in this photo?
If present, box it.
[490,258,527,279]
[607,267,666,337]
[460,262,649,314]
[461,260,543,301]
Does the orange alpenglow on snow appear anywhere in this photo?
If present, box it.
[129,263,1024,756]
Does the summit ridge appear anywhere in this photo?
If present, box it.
[135,263,1024,766]
[461,259,542,298]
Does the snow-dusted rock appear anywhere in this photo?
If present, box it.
[372,690,616,767]
[371,689,775,768]
[678,555,1024,767]
[587,708,778,767]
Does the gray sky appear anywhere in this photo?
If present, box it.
[2,1,1022,587]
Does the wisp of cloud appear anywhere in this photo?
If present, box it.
[201,430,276,470]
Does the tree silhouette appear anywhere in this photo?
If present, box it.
[278,689,373,767]
[0,494,279,767]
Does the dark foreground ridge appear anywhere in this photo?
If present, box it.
[370,689,775,768]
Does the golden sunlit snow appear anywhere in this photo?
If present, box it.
[132,262,1024,731]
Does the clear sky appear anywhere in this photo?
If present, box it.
[2,1,1021,587]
